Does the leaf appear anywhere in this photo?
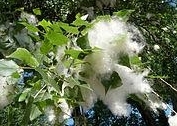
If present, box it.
[35,67,60,93]
[66,77,92,90]
[8,48,39,67]
[46,31,68,46]
[50,23,62,33]
[30,104,42,121]
[38,19,52,31]
[130,55,142,66]
[33,8,41,15]
[0,59,19,76]
[59,22,79,34]
[72,17,89,27]
[113,9,134,21]
[18,88,31,102]
[76,34,91,49]
[65,49,81,59]
[118,53,130,68]
[21,96,34,126]
[101,71,122,93]
[20,22,39,32]
[40,40,53,54]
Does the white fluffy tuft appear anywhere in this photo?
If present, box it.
[80,17,154,116]
[0,76,13,109]
[168,114,177,126]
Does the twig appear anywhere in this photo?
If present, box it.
[159,78,177,93]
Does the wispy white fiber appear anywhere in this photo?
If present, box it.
[45,106,56,122]
[0,76,13,109]
[80,17,155,116]
[58,98,72,122]
[168,114,177,126]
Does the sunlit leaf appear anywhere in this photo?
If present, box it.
[59,22,79,34]
[130,55,142,66]
[45,31,68,46]
[8,48,39,67]
[40,40,53,54]
[113,9,134,21]
[72,17,89,27]
[65,49,81,59]
[0,59,19,76]
[18,88,31,102]
[33,8,41,15]
[38,19,52,31]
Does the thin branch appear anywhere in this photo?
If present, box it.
[34,84,47,99]
[159,78,177,93]
[151,90,177,114]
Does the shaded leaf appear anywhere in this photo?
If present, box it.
[35,67,60,93]
[20,22,39,32]
[21,96,34,125]
[30,104,42,121]
[101,71,122,93]
[118,53,130,68]
[76,34,91,50]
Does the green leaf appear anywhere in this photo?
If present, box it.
[46,31,68,46]
[65,49,81,59]
[20,22,39,32]
[50,23,62,33]
[33,8,41,15]
[118,53,130,68]
[101,71,122,93]
[38,19,52,31]
[76,34,91,50]
[18,88,31,102]
[130,55,142,66]
[66,77,92,90]
[72,17,89,27]
[21,96,34,126]
[113,9,134,21]
[30,104,42,121]
[35,67,60,93]
[40,40,53,54]
[59,22,79,34]
[8,48,39,67]
[0,59,19,76]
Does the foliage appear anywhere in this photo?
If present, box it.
[0,0,177,126]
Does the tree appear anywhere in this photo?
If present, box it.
[0,0,177,126]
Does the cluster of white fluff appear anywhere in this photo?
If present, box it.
[168,114,177,126]
[45,99,72,124]
[80,17,163,116]
[0,76,13,109]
